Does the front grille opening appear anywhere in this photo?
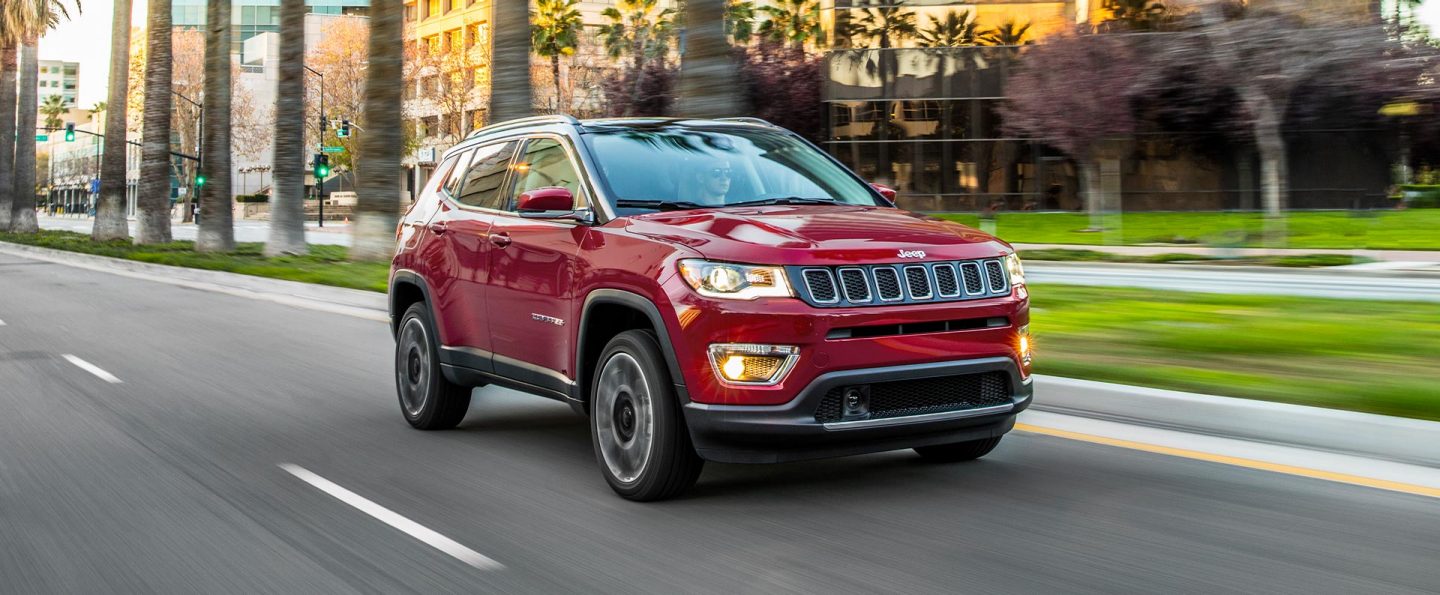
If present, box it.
[934,264,960,297]
[873,267,903,301]
[837,268,871,302]
[984,260,1007,292]
[904,266,932,299]
[803,269,838,303]
[826,316,1008,339]
[814,371,1012,423]
[961,263,984,294]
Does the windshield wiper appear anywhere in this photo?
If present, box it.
[724,196,838,207]
[615,199,712,211]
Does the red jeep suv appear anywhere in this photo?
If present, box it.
[390,115,1033,501]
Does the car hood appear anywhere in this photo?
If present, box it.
[622,205,1011,265]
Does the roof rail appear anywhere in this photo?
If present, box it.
[716,117,779,128]
[467,114,581,139]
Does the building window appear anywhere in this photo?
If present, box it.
[405,3,417,22]
[447,29,463,52]
[427,0,440,19]
[421,116,439,137]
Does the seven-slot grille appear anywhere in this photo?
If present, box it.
[790,258,1011,308]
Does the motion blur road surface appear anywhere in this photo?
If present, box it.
[2,251,1438,594]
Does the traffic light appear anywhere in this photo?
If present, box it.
[313,153,330,179]
[195,173,207,187]
[64,122,75,142]
[337,119,351,138]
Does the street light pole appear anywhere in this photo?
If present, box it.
[303,65,326,228]
[173,90,203,221]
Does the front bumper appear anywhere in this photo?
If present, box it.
[682,357,1032,464]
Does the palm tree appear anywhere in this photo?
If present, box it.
[978,19,1033,47]
[136,0,174,243]
[757,0,823,53]
[39,94,65,129]
[599,0,675,116]
[351,0,404,261]
[531,0,584,114]
[196,0,233,252]
[492,0,533,123]
[265,0,306,255]
[725,0,756,46]
[916,10,977,48]
[852,6,917,50]
[0,44,18,231]
[679,0,743,118]
[6,0,77,234]
[1102,0,1167,31]
[93,0,131,241]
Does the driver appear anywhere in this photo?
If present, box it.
[685,159,733,206]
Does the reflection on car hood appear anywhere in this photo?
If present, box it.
[623,205,1011,265]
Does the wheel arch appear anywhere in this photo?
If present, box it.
[390,270,434,337]
[576,289,687,413]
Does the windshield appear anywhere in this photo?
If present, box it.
[582,126,884,214]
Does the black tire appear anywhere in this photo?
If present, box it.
[914,436,1003,463]
[590,330,704,501]
[395,303,472,430]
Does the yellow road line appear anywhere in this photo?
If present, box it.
[1015,423,1440,500]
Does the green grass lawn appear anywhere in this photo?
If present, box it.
[937,210,1440,250]
[1030,284,1440,421]
[1017,248,1372,267]
[0,230,389,292]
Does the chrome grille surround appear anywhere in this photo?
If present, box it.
[787,259,1011,308]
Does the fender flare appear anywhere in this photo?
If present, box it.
[389,270,435,336]
[575,289,688,408]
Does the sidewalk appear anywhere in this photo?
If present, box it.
[36,215,353,246]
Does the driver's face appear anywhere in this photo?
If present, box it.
[702,165,732,197]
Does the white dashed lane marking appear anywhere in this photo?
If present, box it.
[61,354,123,384]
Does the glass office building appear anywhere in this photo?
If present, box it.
[172,0,370,53]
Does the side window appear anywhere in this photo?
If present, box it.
[442,149,474,197]
[510,138,584,210]
[454,141,519,210]
[420,155,459,198]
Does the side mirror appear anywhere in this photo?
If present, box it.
[870,182,897,204]
[517,186,591,223]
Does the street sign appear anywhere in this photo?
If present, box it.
[322,146,344,153]
[89,179,100,194]
[35,134,47,141]
[417,147,437,164]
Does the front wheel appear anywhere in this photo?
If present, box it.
[395,303,472,430]
[914,436,1003,463]
[590,330,703,501]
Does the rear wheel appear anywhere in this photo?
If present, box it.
[395,303,472,430]
[914,436,1003,462]
[590,330,703,501]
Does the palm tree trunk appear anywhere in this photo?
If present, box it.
[678,0,743,119]
[626,40,646,117]
[94,0,133,241]
[136,0,174,244]
[266,0,308,255]
[491,0,533,123]
[10,40,41,234]
[197,0,234,252]
[351,0,404,261]
[0,45,18,231]
[552,54,563,114]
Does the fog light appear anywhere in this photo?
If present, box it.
[842,386,870,418]
[1017,325,1033,370]
[708,344,800,385]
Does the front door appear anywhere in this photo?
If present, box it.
[486,137,591,396]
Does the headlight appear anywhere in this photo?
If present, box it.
[1004,253,1025,286]
[678,260,793,300]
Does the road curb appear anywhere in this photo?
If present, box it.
[1031,375,1440,468]
[0,241,388,322]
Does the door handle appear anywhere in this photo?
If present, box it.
[429,222,449,235]
[489,232,512,248]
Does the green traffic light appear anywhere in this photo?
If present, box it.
[195,174,206,187]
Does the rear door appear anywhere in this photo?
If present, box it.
[485,136,592,395]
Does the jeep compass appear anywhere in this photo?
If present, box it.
[389,115,1033,501]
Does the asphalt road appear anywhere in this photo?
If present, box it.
[2,252,1438,594]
